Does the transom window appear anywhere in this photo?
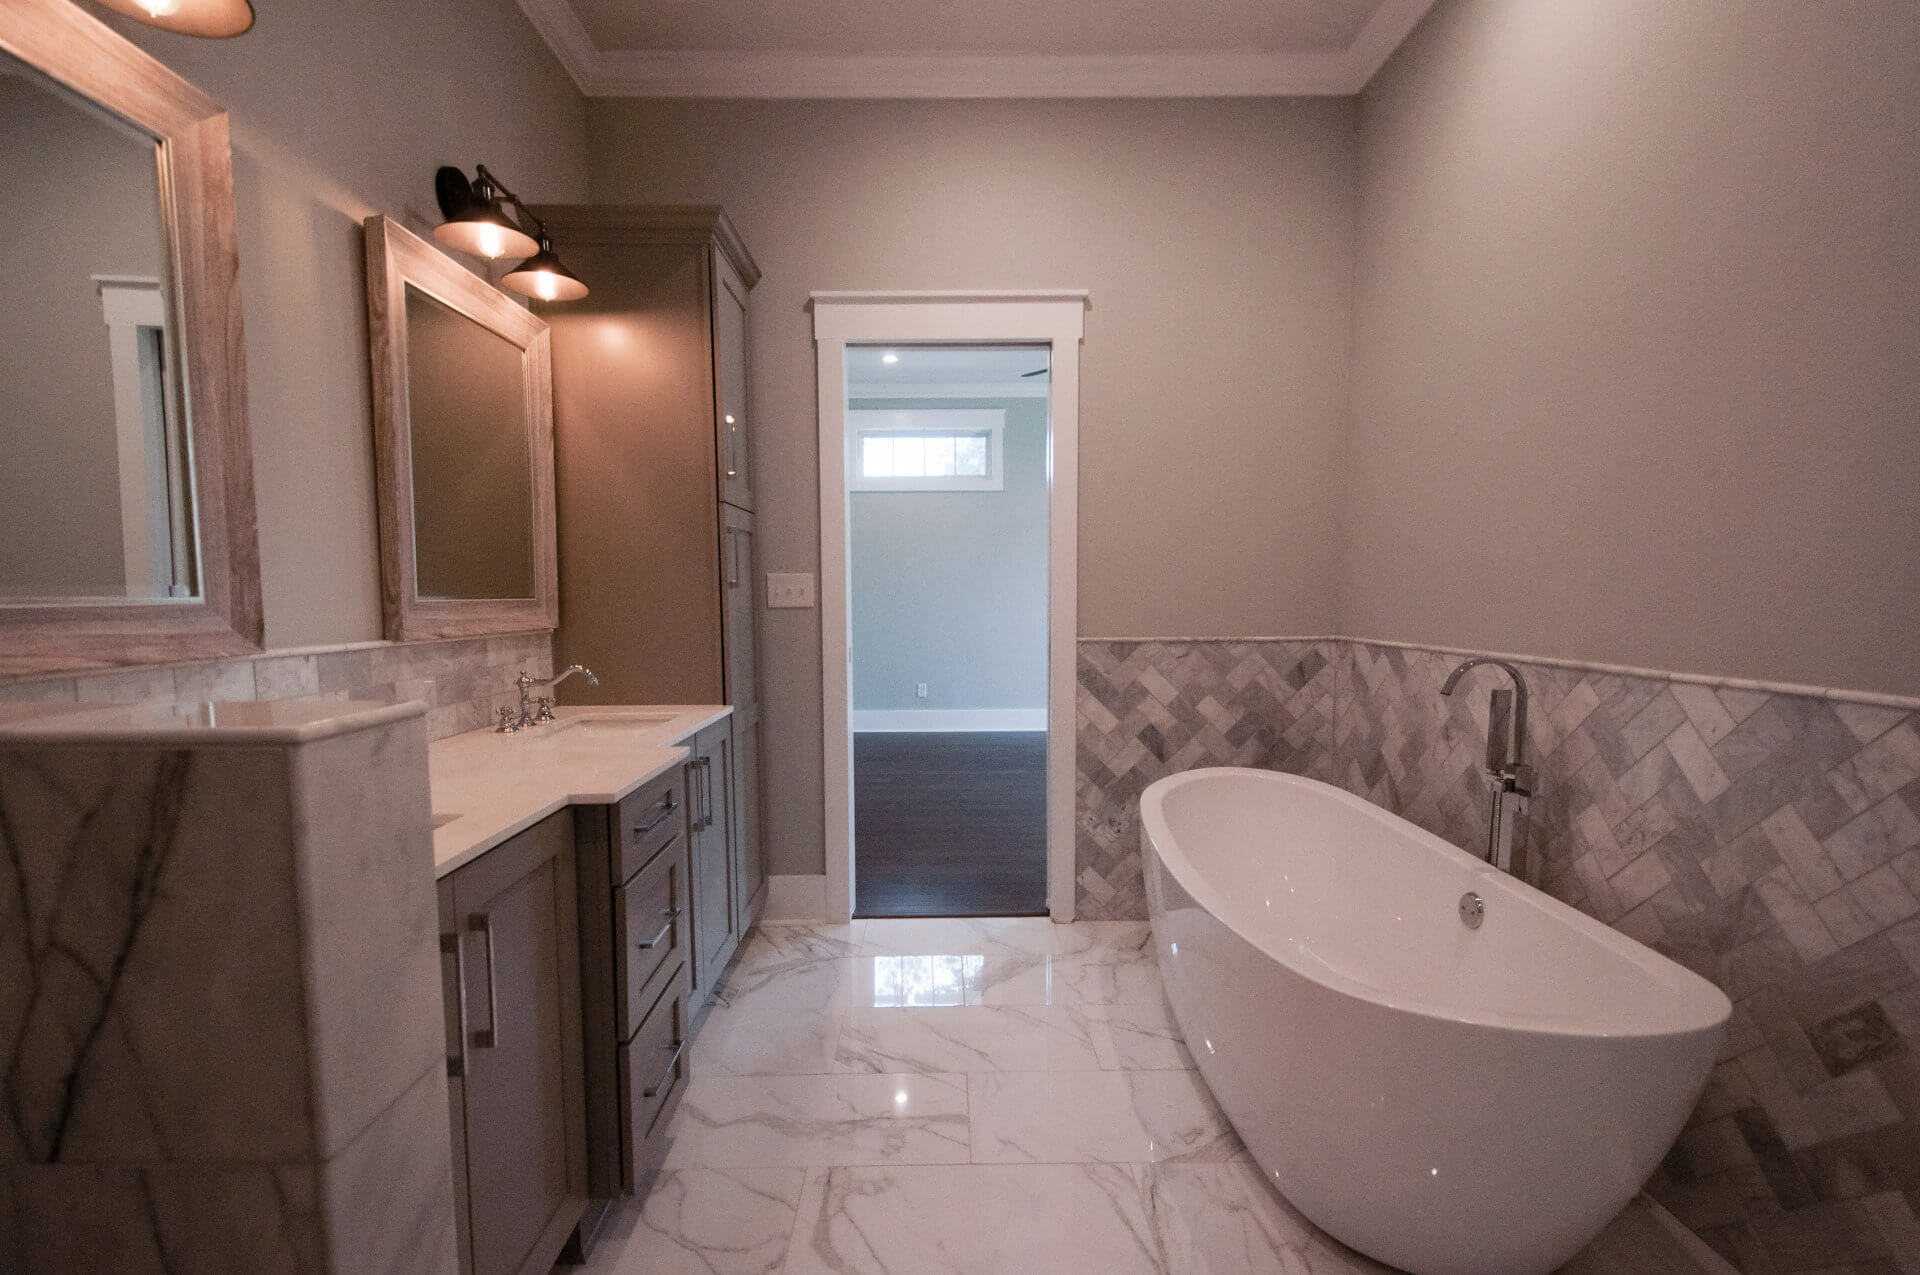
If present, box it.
[848,409,1005,492]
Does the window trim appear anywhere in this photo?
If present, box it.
[847,408,1006,492]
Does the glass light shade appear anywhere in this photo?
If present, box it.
[503,239,589,302]
[91,0,255,37]
[434,203,539,262]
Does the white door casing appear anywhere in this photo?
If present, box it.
[812,291,1088,923]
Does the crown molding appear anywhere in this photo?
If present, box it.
[518,0,1436,99]
[588,49,1356,98]
[1343,0,1437,86]
[514,0,597,93]
[525,203,762,285]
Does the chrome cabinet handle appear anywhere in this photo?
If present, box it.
[442,931,469,1077]
[633,793,677,837]
[642,1038,687,1099]
[701,756,715,829]
[688,756,712,831]
[636,906,682,950]
[469,912,499,1049]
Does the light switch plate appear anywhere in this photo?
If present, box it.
[767,572,816,609]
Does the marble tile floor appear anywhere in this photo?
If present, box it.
[573,917,1726,1275]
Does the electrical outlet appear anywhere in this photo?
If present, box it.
[766,572,815,609]
[916,682,929,699]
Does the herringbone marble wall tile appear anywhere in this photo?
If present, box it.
[1339,642,1920,1273]
[1075,639,1341,921]
[1077,636,1920,1271]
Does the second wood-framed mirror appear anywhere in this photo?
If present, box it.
[363,214,558,641]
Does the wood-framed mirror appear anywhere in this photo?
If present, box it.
[363,215,558,641]
[0,1,262,677]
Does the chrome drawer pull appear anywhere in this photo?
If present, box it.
[642,1038,687,1099]
[632,794,677,837]
[469,912,499,1050]
[636,906,682,950]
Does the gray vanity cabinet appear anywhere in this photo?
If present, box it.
[439,811,587,1275]
[534,205,768,936]
[573,766,693,1210]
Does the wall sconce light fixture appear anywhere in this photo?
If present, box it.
[503,232,590,302]
[91,0,255,37]
[435,165,588,301]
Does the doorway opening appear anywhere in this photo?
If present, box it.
[846,346,1051,917]
[812,290,1086,924]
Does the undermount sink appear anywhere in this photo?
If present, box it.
[545,711,677,732]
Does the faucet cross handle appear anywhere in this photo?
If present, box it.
[535,696,556,723]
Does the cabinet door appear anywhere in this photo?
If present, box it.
[720,506,763,933]
[439,878,472,1275]
[721,505,757,713]
[713,247,752,512]
[730,710,764,935]
[688,727,737,997]
[450,814,585,1275]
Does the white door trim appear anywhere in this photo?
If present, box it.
[813,290,1089,923]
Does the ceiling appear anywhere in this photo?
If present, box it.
[514,0,1438,98]
[846,347,1051,394]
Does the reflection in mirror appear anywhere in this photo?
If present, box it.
[0,50,197,603]
[363,213,555,641]
[404,285,535,600]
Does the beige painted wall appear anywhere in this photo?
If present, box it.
[1344,0,1920,697]
[108,0,587,647]
[587,97,1359,876]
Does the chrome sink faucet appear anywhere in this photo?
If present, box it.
[1440,657,1536,875]
[499,664,600,731]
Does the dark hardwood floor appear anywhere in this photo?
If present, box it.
[853,731,1048,918]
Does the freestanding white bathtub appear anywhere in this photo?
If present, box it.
[1141,768,1730,1275]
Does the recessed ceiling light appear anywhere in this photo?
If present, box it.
[881,351,899,364]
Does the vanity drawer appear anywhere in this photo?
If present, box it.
[616,770,684,882]
[615,834,688,1038]
[617,960,691,1195]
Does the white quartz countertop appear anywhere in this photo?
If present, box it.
[428,704,731,879]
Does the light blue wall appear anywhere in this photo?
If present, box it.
[850,396,1048,716]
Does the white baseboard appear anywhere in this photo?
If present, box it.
[761,874,829,922]
[852,708,1046,733]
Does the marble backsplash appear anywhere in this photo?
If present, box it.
[0,631,554,741]
[1076,636,1920,1273]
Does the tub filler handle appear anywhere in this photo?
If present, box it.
[1441,662,1538,879]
